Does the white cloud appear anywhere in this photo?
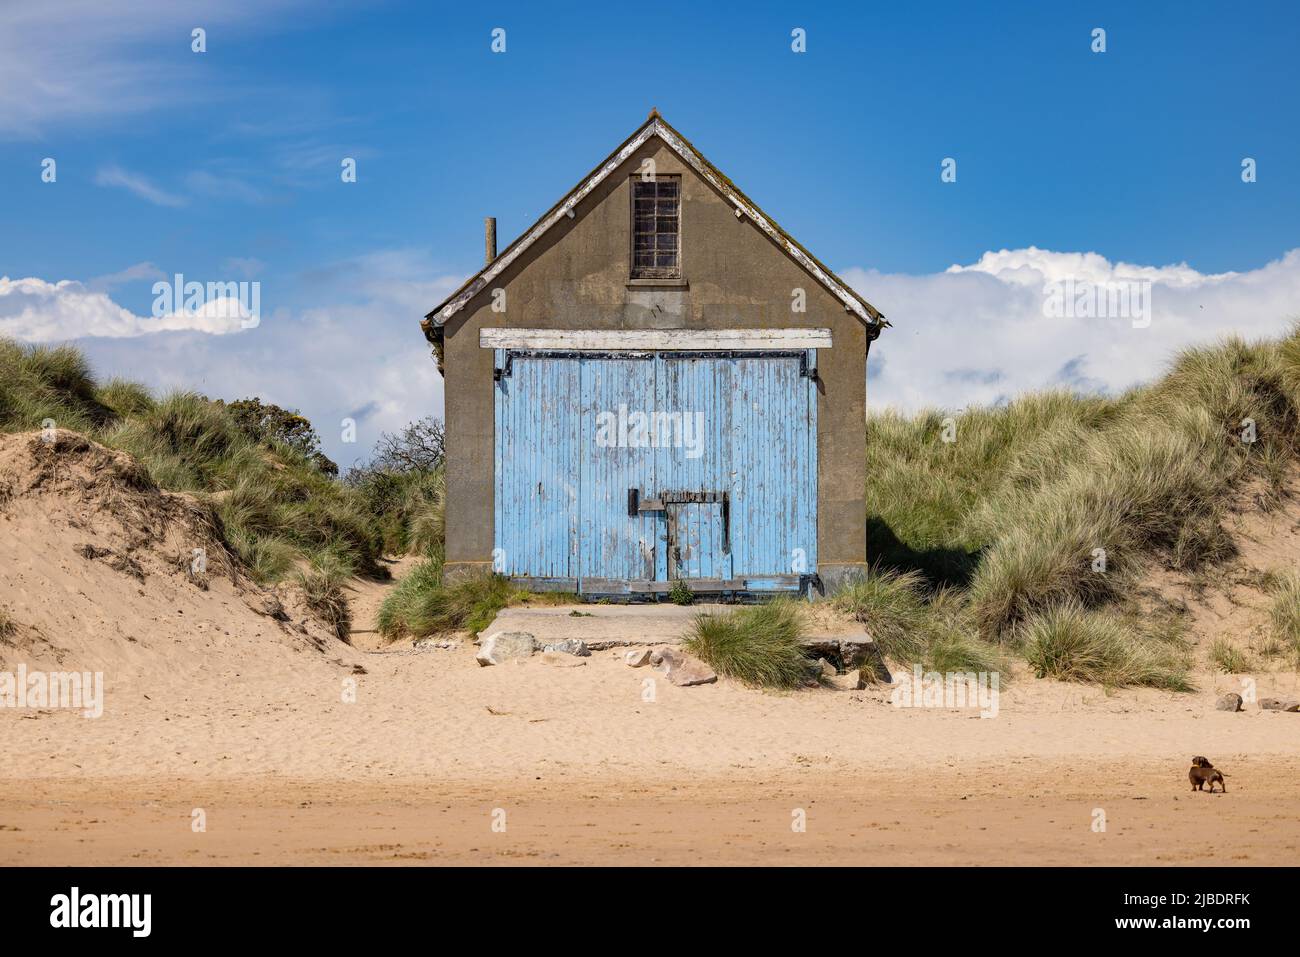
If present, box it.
[0,277,249,341]
[947,246,1241,288]
[94,165,188,207]
[71,250,461,468]
[0,1,308,138]
[845,247,1300,412]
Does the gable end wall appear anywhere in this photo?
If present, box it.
[440,138,868,592]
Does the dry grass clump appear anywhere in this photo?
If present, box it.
[297,556,354,642]
[1019,601,1193,690]
[683,599,811,689]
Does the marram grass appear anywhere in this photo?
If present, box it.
[683,599,811,689]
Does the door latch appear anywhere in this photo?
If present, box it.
[629,488,665,513]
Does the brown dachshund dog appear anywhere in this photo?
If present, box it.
[1189,756,1227,793]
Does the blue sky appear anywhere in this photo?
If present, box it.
[2,0,1299,466]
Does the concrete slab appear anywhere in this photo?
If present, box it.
[483,603,706,649]
[481,602,876,659]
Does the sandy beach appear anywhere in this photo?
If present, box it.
[3,634,1299,865]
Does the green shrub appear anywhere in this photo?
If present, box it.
[1267,571,1300,652]
[832,566,928,663]
[377,559,444,638]
[835,572,999,679]
[1208,637,1254,674]
[19,344,98,403]
[344,465,445,557]
[403,468,446,559]
[95,378,156,418]
[1020,602,1192,690]
[919,588,1001,674]
[297,555,354,642]
[0,339,108,433]
[104,390,248,490]
[377,567,570,640]
[225,526,297,583]
[865,392,1123,587]
[683,599,810,689]
[668,578,693,606]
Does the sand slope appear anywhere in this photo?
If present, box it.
[0,430,353,683]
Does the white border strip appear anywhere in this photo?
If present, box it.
[480,327,832,351]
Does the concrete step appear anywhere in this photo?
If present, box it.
[482,603,880,672]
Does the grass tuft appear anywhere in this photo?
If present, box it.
[1208,637,1254,674]
[377,565,573,641]
[1266,571,1300,654]
[296,555,354,642]
[1020,602,1193,690]
[683,599,811,689]
[832,567,928,664]
[668,578,693,606]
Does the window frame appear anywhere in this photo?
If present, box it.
[628,174,682,280]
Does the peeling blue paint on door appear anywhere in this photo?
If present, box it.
[655,353,734,583]
[726,355,818,577]
[494,350,817,593]
[580,355,657,582]
[667,500,729,579]
[493,350,580,579]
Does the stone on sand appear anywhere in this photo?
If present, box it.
[666,658,718,687]
[648,647,716,686]
[1259,697,1300,712]
[540,638,590,657]
[475,631,536,667]
[650,647,683,671]
[624,648,652,667]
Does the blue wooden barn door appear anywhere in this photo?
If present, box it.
[655,355,734,582]
[579,355,657,587]
[654,352,816,584]
[493,352,580,581]
[726,354,818,580]
[494,348,817,592]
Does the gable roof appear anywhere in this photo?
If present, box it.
[421,111,887,340]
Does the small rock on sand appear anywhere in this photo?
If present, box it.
[475,631,536,667]
[624,648,652,667]
[650,647,683,671]
[649,647,716,686]
[1215,693,1244,712]
[1259,697,1300,712]
[540,639,590,657]
[666,659,717,687]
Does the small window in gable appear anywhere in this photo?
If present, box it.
[631,176,680,279]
